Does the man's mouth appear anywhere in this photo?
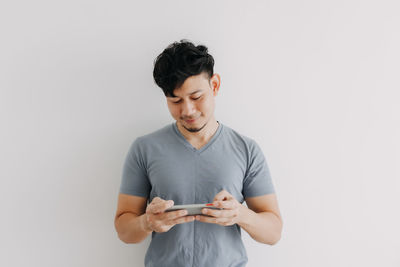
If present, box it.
[185,118,196,123]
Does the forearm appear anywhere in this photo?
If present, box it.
[237,206,283,245]
[115,212,152,244]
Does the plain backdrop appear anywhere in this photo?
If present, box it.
[1,0,399,266]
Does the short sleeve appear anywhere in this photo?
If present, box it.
[243,140,275,198]
[119,137,151,198]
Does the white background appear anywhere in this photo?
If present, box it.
[1,1,399,266]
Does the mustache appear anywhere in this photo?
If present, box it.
[181,116,200,120]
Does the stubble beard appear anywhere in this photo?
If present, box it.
[182,121,207,132]
[181,117,208,133]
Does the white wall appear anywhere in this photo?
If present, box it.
[1,0,399,266]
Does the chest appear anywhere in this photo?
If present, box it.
[146,145,247,204]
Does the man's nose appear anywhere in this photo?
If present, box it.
[181,100,196,117]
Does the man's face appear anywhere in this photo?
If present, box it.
[166,72,220,133]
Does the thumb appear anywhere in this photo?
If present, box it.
[213,190,231,202]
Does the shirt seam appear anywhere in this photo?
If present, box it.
[171,121,224,155]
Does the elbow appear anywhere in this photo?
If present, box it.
[267,232,282,245]
[114,213,148,244]
[258,230,281,245]
[115,225,142,244]
[265,218,283,245]
[253,230,282,245]
[269,219,283,245]
[114,217,139,244]
[117,232,140,244]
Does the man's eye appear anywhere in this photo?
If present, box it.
[173,100,182,104]
[192,96,201,100]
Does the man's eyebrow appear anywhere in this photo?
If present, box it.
[188,89,203,95]
[168,89,203,98]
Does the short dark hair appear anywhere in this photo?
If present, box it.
[153,39,215,97]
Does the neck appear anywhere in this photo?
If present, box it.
[176,118,219,143]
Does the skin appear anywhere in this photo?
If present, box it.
[166,71,221,149]
[115,71,283,245]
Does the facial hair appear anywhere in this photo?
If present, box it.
[182,121,207,132]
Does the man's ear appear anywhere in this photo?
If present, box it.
[210,73,221,96]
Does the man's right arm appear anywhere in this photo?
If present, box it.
[114,194,151,244]
[114,194,195,244]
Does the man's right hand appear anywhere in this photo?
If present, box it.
[141,197,195,233]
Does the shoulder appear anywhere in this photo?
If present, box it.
[127,123,174,154]
[138,123,173,142]
[221,123,260,153]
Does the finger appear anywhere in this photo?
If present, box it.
[195,215,232,225]
[149,200,174,213]
[202,208,237,218]
[195,215,217,224]
[213,200,235,209]
[151,197,162,204]
[162,209,188,221]
[213,190,232,202]
[172,215,195,225]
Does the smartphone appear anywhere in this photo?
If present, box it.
[165,203,222,215]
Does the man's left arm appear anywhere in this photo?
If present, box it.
[195,190,283,245]
[239,193,283,245]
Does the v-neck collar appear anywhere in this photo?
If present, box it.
[172,121,223,154]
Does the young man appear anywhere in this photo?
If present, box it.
[115,39,283,267]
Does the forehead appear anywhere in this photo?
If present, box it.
[171,73,210,97]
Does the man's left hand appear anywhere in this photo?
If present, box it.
[195,190,245,226]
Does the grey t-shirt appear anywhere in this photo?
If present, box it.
[120,122,275,267]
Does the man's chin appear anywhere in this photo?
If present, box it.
[182,121,207,133]
[184,126,202,133]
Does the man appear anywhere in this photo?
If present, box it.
[114,39,283,267]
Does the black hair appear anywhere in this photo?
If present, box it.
[153,39,215,97]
